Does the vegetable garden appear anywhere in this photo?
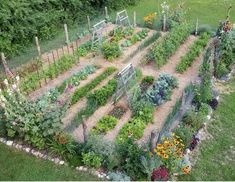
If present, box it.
[0,2,235,181]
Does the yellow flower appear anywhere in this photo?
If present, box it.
[163,154,169,159]
[157,144,163,149]
[157,152,161,156]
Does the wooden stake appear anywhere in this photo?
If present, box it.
[133,11,136,27]
[35,36,41,57]
[1,52,14,78]
[105,6,109,21]
[67,44,70,55]
[150,129,159,153]
[62,46,65,55]
[195,18,199,36]
[163,14,166,32]
[35,57,42,88]
[82,116,88,142]
[52,51,57,76]
[87,16,91,32]
[56,49,60,60]
[64,24,70,45]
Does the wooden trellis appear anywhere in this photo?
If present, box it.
[113,63,136,105]
[91,20,107,49]
[115,9,131,27]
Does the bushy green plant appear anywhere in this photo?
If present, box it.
[145,73,178,106]
[182,110,204,132]
[71,67,116,105]
[82,151,102,168]
[176,33,210,73]
[116,138,146,180]
[174,126,194,149]
[101,42,122,61]
[48,132,76,160]
[141,76,154,85]
[215,62,229,78]
[0,77,68,149]
[91,116,118,135]
[147,23,191,68]
[87,79,117,106]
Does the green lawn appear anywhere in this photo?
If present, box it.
[0,144,99,181]
[3,0,235,71]
[179,78,235,181]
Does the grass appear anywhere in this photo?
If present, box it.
[2,0,235,72]
[179,77,235,181]
[0,143,99,181]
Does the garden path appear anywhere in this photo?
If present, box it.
[138,35,204,143]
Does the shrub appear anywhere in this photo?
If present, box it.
[116,138,146,180]
[215,62,229,78]
[182,111,204,132]
[0,77,68,149]
[82,151,102,168]
[91,116,118,135]
[101,42,122,61]
[71,67,116,105]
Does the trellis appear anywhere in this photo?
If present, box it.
[115,9,131,28]
[113,63,136,105]
[91,20,107,49]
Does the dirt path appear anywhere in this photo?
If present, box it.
[97,35,196,142]
[73,31,166,142]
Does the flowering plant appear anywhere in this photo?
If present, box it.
[144,12,157,28]
[154,133,191,175]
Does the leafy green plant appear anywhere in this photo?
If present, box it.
[147,23,191,68]
[82,152,102,168]
[101,42,122,61]
[141,76,154,85]
[91,115,118,135]
[182,110,204,132]
[145,73,178,106]
[87,79,117,106]
[0,77,68,149]
[176,33,210,73]
[71,67,116,105]
[73,78,117,125]
[48,132,76,160]
[174,126,194,149]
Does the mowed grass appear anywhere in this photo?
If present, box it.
[179,78,235,181]
[0,144,99,181]
[126,0,235,27]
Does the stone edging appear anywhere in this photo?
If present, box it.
[0,138,110,180]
